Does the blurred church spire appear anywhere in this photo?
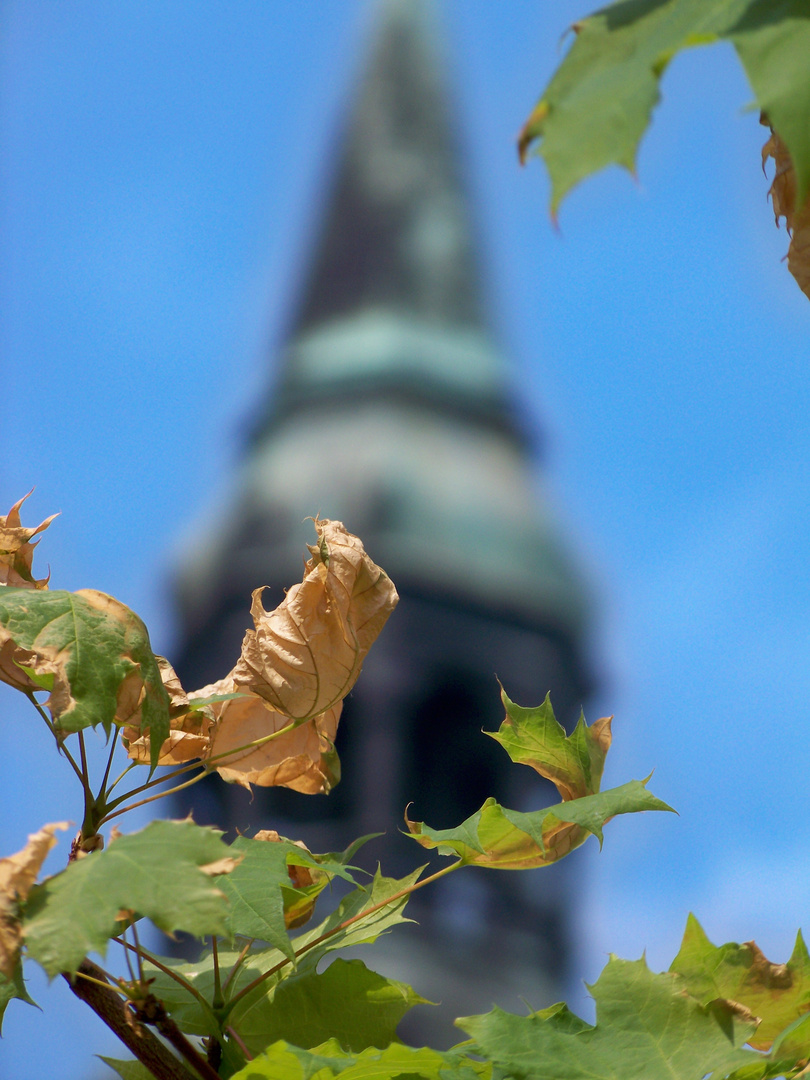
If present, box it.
[173,0,593,1043]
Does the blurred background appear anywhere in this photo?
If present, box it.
[2,1,810,1077]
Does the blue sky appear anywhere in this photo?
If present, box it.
[2,2,810,1076]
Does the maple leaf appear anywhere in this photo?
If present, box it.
[0,492,57,590]
[671,914,810,1051]
[0,823,68,979]
[459,955,758,1080]
[520,0,810,226]
[22,820,237,977]
[208,695,342,793]
[123,656,214,766]
[762,120,810,303]
[406,693,672,868]
[488,689,612,801]
[228,1041,490,1080]
[405,780,670,869]
[0,588,170,764]
[233,518,398,721]
[125,519,397,793]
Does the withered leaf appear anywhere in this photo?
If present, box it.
[762,119,810,303]
[0,493,57,590]
[124,657,213,766]
[208,692,342,794]
[233,518,397,720]
[127,520,395,794]
[0,823,68,978]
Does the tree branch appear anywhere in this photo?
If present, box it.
[66,959,195,1080]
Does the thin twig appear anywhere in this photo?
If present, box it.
[226,1024,253,1060]
[77,730,89,785]
[211,936,224,1012]
[150,1009,222,1080]
[106,715,306,812]
[100,769,210,825]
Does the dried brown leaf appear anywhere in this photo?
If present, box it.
[123,657,210,765]
[762,120,810,302]
[207,690,342,793]
[233,518,398,720]
[0,639,44,694]
[198,855,243,877]
[0,823,68,977]
[0,492,57,590]
[124,521,395,791]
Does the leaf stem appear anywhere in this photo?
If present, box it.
[107,759,138,796]
[225,859,463,1014]
[74,968,128,996]
[115,938,217,1024]
[101,719,305,822]
[221,939,254,996]
[98,727,120,798]
[26,692,85,783]
[211,936,224,1012]
[77,729,89,784]
[99,769,210,825]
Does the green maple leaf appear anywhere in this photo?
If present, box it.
[229,958,429,1057]
[405,780,672,868]
[671,914,810,1050]
[488,690,612,800]
[0,587,169,764]
[218,833,360,960]
[288,868,421,963]
[521,0,810,216]
[0,959,36,1034]
[406,692,671,868]
[458,955,760,1080]
[22,820,233,977]
[143,869,421,1048]
[229,1038,491,1080]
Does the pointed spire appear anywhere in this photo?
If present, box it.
[258,0,519,439]
[295,0,484,332]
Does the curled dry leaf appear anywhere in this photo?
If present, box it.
[207,689,342,794]
[0,822,68,978]
[234,518,398,720]
[126,519,396,794]
[762,119,810,302]
[0,492,57,590]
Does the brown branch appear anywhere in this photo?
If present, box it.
[150,1009,222,1080]
[66,960,195,1080]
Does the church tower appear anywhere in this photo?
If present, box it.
[173,0,592,1039]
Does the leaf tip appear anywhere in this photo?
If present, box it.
[517,100,549,166]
